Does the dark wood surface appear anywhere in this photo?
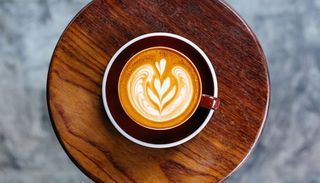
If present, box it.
[47,0,270,182]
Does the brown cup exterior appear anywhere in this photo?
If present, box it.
[104,34,217,145]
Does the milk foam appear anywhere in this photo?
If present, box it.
[128,58,194,122]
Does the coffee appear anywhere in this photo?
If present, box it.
[118,47,202,130]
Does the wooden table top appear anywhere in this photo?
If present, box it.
[47,0,270,182]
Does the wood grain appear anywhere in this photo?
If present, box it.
[47,0,270,182]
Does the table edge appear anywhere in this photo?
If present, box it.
[46,0,99,182]
[219,0,271,182]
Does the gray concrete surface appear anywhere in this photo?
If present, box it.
[0,0,319,182]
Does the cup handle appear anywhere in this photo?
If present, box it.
[199,94,220,110]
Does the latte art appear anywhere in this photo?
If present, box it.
[118,47,201,129]
[129,58,193,122]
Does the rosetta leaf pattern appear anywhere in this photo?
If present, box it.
[161,86,176,106]
[147,59,176,113]
[128,56,193,122]
[147,88,160,106]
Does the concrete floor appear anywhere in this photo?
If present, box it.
[0,0,319,182]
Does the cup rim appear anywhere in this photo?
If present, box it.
[102,32,218,148]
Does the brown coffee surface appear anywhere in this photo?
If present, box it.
[118,47,201,129]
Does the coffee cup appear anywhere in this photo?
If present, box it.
[102,32,219,148]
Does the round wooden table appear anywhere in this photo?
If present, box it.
[47,0,270,182]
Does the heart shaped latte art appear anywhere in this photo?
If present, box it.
[128,58,193,122]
